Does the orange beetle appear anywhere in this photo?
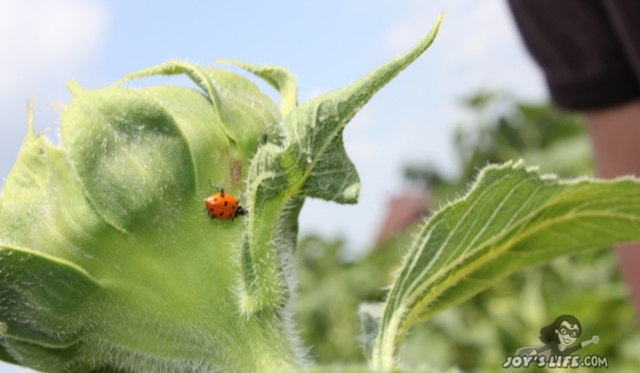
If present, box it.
[203,183,247,221]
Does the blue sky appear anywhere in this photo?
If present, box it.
[0,1,544,369]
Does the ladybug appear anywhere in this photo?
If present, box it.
[203,183,247,221]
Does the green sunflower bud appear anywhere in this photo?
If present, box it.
[0,14,442,373]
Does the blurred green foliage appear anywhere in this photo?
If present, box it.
[294,233,412,364]
[405,91,593,198]
[293,91,640,372]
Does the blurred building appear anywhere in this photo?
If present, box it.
[374,190,430,246]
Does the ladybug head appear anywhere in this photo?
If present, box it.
[237,206,248,216]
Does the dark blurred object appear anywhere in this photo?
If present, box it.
[507,0,640,111]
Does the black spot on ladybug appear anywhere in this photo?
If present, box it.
[232,205,236,210]
[214,198,218,202]
[219,212,224,217]
[224,201,228,206]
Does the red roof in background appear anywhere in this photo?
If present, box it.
[374,191,430,246]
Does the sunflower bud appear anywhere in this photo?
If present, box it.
[0,15,442,373]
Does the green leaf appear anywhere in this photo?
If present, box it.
[115,60,284,159]
[217,59,298,116]
[358,303,384,359]
[0,247,100,348]
[371,161,640,370]
[62,83,198,232]
[300,134,360,204]
[0,342,19,365]
[238,13,443,314]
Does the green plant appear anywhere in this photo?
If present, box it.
[368,161,640,370]
[404,91,591,199]
[294,94,637,371]
[393,92,635,372]
[2,13,640,373]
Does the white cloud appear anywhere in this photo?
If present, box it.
[0,0,108,192]
[0,0,107,100]
[381,0,545,99]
